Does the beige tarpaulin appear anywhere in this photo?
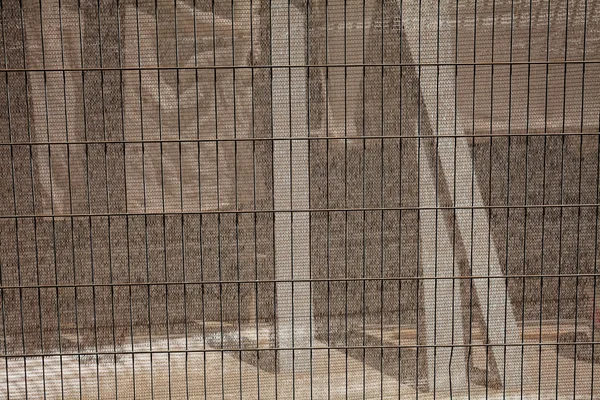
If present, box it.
[27,0,257,214]
[122,1,254,213]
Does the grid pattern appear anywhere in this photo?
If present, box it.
[0,0,599,398]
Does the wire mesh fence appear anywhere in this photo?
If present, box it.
[0,0,599,398]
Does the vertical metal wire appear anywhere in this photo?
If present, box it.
[306,2,314,397]
[34,1,49,395]
[572,0,589,393]
[134,1,155,396]
[250,1,262,397]
[174,2,191,395]
[63,1,83,393]
[115,0,137,394]
[286,2,296,396]
[191,1,209,398]
[16,2,30,396]
[0,7,10,396]
[323,1,331,398]
[361,1,367,397]
[591,100,600,399]
[379,0,385,395]
[268,3,279,397]
[398,1,404,395]
[450,0,460,396]
[555,0,570,394]
[524,0,535,395]
[434,0,440,393]
[154,1,173,395]
[343,0,348,394]
[503,0,516,397]
[170,1,186,396]
[486,0,498,393]
[230,1,244,397]
[95,1,118,395]
[415,0,422,394]
[468,0,478,394]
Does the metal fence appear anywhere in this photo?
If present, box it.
[0,0,599,398]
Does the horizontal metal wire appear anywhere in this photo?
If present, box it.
[2,342,598,359]
[1,131,598,146]
[0,273,598,291]
[1,203,598,219]
[0,59,598,73]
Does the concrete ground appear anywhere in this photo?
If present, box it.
[0,321,598,399]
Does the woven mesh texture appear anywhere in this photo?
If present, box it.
[0,0,599,397]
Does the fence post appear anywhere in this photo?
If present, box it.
[271,0,312,374]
